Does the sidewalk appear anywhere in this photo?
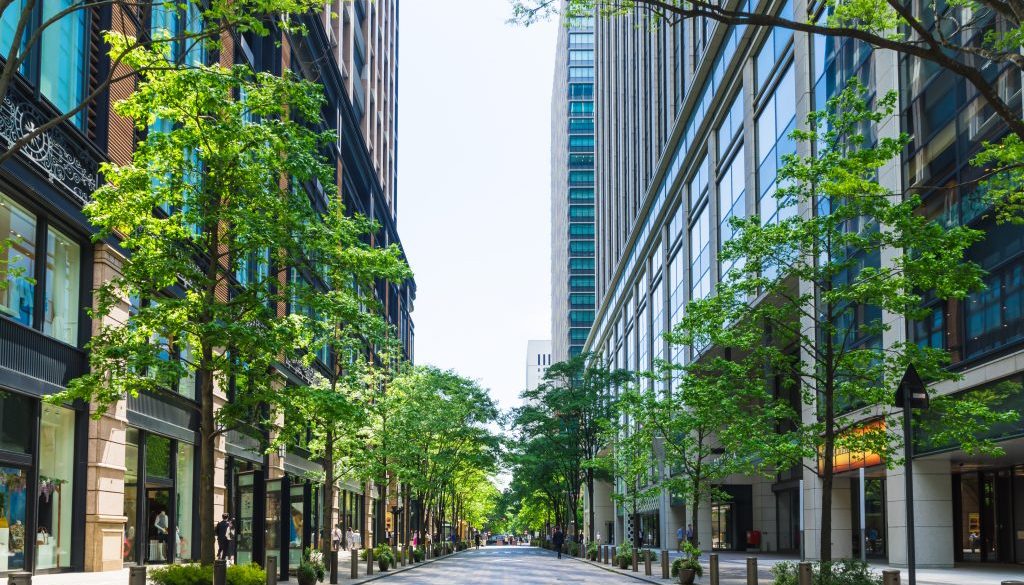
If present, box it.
[562,548,1024,585]
[0,549,465,585]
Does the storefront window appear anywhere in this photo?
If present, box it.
[36,405,74,570]
[0,194,37,327]
[44,227,80,345]
[288,484,304,569]
[146,435,172,480]
[175,444,194,561]
[124,429,139,563]
[0,391,32,454]
[265,480,282,569]
[0,466,28,572]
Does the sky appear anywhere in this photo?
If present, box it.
[397,1,559,414]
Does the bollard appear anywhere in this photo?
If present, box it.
[129,564,147,585]
[644,549,652,576]
[8,572,31,585]
[746,557,758,585]
[632,547,638,572]
[266,555,277,585]
[214,559,227,585]
[882,569,900,585]
[392,546,399,568]
[351,549,359,579]
[330,550,338,584]
[366,548,373,576]
[798,562,812,585]
[710,553,719,585]
[661,549,669,579]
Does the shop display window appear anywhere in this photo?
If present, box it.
[35,405,74,570]
[0,466,28,572]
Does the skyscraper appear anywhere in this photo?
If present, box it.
[526,340,553,392]
[551,8,597,363]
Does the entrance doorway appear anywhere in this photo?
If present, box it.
[146,487,171,563]
[955,466,1023,563]
[711,503,733,550]
[851,477,887,560]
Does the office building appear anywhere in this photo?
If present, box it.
[526,340,552,392]
[0,0,413,576]
[582,0,1024,568]
[551,6,597,363]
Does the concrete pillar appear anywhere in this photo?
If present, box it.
[695,499,712,553]
[886,458,954,568]
[800,467,854,560]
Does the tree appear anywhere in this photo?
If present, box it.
[619,353,796,551]
[54,38,407,566]
[511,0,1024,220]
[516,353,632,541]
[676,83,1016,563]
[0,0,322,166]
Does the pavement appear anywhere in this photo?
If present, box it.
[3,546,1022,584]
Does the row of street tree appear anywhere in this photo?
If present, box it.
[505,82,1019,569]
[23,18,502,568]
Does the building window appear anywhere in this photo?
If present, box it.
[569,223,594,238]
[568,170,595,185]
[36,404,75,570]
[569,154,595,168]
[569,135,595,151]
[569,188,594,202]
[570,293,595,307]
[44,226,81,344]
[568,118,595,134]
[717,150,745,279]
[569,258,594,272]
[176,443,194,560]
[570,276,595,291]
[568,83,594,99]
[569,67,593,81]
[756,65,797,226]
[569,241,594,256]
[0,390,33,454]
[690,204,711,301]
[717,91,744,159]
[755,0,794,90]
[0,194,37,327]
[569,205,594,219]
[569,101,594,115]
[39,0,87,127]
[569,50,594,64]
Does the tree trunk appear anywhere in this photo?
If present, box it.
[322,426,335,559]
[821,376,836,563]
[690,477,701,551]
[199,358,216,565]
[586,469,596,542]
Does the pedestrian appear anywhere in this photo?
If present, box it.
[345,527,353,551]
[474,532,481,549]
[353,528,362,550]
[676,525,684,552]
[216,514,230,560]
[686,524,694,546]
[552,526,565,559]
[413,530,420,547]
[332,523,342,552]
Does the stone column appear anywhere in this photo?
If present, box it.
[886,458,954,568]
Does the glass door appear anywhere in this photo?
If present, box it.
[146,487,172,563]
[265,479,282,570]
[288,484,305,571]
[711,503,733,550]
[236,473,256,565]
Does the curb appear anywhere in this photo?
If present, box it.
[354,549,470,583]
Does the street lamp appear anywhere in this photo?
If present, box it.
[390,505,403,546]
[895,364,929,585]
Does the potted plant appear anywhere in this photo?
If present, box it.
[297,547,326,585]
[672,542,703,585]
[413,546,425,562]
[374,543,394,571]
[586,541,598,561]
[615,543,631,569]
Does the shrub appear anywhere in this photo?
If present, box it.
[148,563,267,585]
[672,556,703,578]
[586,541,598,560]
[413,546,425,562]
[227,564,267,585]
[297,547,326,584]
[373,543,395,565]
[771,560,882,585]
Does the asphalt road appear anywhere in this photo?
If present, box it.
[370,545,644,584]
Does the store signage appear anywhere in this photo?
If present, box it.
[817,420,885,475]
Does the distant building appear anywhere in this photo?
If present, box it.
[526,340,552,391]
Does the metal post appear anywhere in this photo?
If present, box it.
[860,467,867,563]
[746,557,758,585]
[214,559,227,585]
[661,549,669,579]
[882,569,900,585]
[266,555,277,585]
[330,550,338,584]
[351,549,359,579]
[904,387,917,585]
[710,553,719,585]
[644,549,652,575]
[366,548,373,576]
[799,562,813,585]
[8,572,31,585]
[632,547,638,572]
[392,545,399,567]
[129,564,147,585]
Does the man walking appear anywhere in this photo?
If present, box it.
[216,514,231,560]
[686,524,694,546]
[676,525,684,552]
[552,526,565,559]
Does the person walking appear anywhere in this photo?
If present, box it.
[686,524,694,546]
[474,532,481,549]
[552,526,565,559]
[332,524,342,552]
[676,525,684,552]
[216,514,231,560]
[345,527,354,551]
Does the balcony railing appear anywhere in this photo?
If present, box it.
[0,316,87,394]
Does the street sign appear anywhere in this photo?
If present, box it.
[894,363,929,409]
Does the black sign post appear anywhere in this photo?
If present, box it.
[895,364,929,585]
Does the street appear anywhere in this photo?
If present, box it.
[370,546,639,584]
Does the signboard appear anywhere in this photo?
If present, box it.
[818,420,885,474]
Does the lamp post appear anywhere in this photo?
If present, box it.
[390,505,403,547]
[895,364,929,585]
